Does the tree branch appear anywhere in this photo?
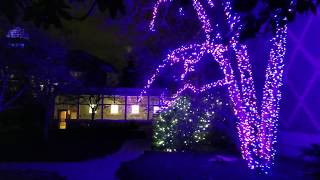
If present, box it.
[0,72,8,100]
[71,0,97,21]
[3,85,27,111]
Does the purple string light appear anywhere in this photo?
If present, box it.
[143,0,288,173]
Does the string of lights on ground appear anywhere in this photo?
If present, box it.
[141,0,289,174]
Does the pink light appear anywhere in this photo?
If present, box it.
[144,0,288,173]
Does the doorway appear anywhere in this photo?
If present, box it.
[59,110,67,129]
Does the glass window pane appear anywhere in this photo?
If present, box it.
[149,105,162,119]
[55,96,78,104]
[140,96,148,105]
[127,96,148,105]
[55,104,77,120]
[104,96,114,105]
[115,96,125,104]
[79,104,101,120]
[79,95,102,105]
[104,96,125,105]
[94,105,102,120]
[70,111,77,120]
[79,105,90,120]
[103,104,125,120]
[110,105,119,114]
[127,96,138,105]
[127,103,148,120]
[150,96,160,105]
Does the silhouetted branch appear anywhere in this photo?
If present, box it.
[71,0,97,21]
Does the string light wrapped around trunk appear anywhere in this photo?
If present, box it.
[142,0,288,174]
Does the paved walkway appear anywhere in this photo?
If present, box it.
[0,139,149,180]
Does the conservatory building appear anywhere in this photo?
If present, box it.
[54,88,164,129]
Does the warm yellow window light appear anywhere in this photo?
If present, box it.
[131,105,139,114]
[89,104,97,114]
[59,122,66,129]
[110,104,119,114]
[70,112,77,119]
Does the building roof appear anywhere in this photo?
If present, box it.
[60,87,165,96]
[66,50,117,73]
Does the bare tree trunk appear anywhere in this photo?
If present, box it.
[43,96,54,142]
[91,110,95,121]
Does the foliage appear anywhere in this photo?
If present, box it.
[153,89,236,152]
[1,0,320,39]
[232,0,320,40]
[195,0,320,40]
[79,95,103,121]
[0,60,27,113]
[0,27,83,139]
[153,0,320,41]
[153,96,190,152]
[0,0,126,28]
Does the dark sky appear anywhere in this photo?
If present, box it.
[0,0,205,74]
[44,0,153,71]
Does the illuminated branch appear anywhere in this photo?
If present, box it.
[143,0,288,173]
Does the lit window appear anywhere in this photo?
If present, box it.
[131,105,139,114]
[153,106,160,114]
[89,104,97,113]
[70,112,77,119]
[110,105,119,114]
[59,122,66,129]
[40,84,44,91]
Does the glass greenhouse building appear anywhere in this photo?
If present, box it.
[54,88,164,129]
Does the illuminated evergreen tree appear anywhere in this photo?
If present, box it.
[153,96,190,152]
[153,88,234,152]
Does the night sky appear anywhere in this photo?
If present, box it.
[44,0,154,71]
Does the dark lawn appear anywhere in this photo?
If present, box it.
[116,151,313,180]
[0,170,65,180]
[0,126,146,162]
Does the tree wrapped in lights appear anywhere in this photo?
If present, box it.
[142,0,289,173]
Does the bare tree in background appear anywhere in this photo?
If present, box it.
[79,95,102,123]
[0,65,27,113]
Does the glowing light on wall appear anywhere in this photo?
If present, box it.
[110,105,119,114]
[131,105,140,114]
[153,106,160,113]
[89,104,97,114]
